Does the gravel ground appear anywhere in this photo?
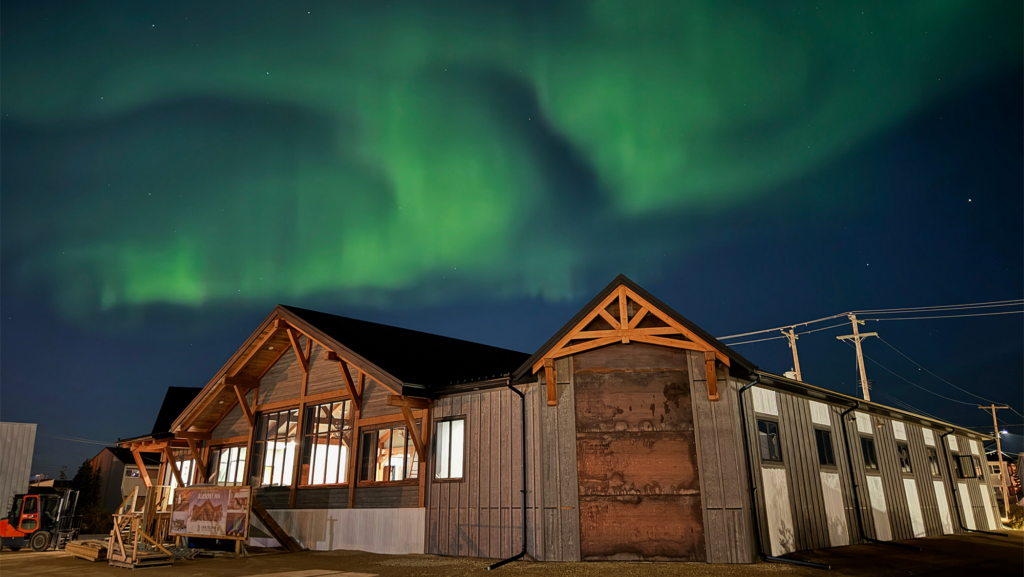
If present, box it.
[0,531,1019,577]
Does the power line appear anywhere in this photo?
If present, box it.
[862,310,1023,322]
[44,435,116,446]
[841,340,978,406]
[852,299,1023,315]
[722,335,788,346]
[876,390,944,421]
[875,336,1024,418]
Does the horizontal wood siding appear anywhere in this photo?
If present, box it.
[258,336,304,405]
[255,486,292,509]
[294,487,350,509]
[305,343,355,397]
[360,378,401,420]
[354,485,419,508]
[210,395,251,439]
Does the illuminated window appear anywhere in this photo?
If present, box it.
[207,446,247,486]
[359,425,419,482]
[251,408,299,487]
[301,400,353,485]
[162,449,195,488]
[955,455,977,479]
[434,418,466,480]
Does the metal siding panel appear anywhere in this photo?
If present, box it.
[874,417,911,540]
[905,423,942,536]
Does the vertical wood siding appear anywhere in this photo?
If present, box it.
[426,385,538,560]
[688,357,756,563]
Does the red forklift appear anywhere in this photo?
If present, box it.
[1,489,81,551]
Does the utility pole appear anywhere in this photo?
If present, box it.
[980,404,1011,517]
[836,314,878,401]
[783,328,802,381]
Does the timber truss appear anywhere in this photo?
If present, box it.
[532,284,729,404]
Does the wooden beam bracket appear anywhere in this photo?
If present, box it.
[387,395,431,410]
[705,350,719,401]
[234,385,255,428]
[544,358,557,407]
[399,406,426,460]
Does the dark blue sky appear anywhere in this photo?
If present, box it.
[2,2,1021,476]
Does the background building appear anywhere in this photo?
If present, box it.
[0,422,37,516]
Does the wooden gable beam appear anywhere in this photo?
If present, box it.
[163,447,185,486]
[627,306,649,329]
[186,438,207,483]
[286,328,309,374]
[131,449,154,489]
[327,351,363,411]
[227,325,280,379]
[233,385,255,428]
[387,395,431,410]
[597,308,621,330]
[623,287,730,367]
[617,286,629,342]
[532,290,621,374]
[399,406,426,462]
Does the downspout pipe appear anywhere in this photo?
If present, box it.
[738,374,830,570]
[488,380,529,570]
[838,401,920,551]
[939,428,1007,537]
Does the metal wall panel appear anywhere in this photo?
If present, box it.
[0,422,36,516]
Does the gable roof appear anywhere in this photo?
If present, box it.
[281,305,531,388]
[108,447,160,467]
[512,274,757,381]
[151,387,203,436]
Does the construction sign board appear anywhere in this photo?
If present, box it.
[169,486,250,540]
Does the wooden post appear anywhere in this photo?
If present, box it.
[418,407,430,508]
[131,449,153,489]
[163,448,185,487]
[348,424,361,508]
[544,358,557,406]
[704,350,719,401]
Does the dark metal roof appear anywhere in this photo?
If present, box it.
[281,305,531,389]
[151,386,203,435]
[512,274,758,381]
[107,447,160,467]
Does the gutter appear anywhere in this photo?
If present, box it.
[738,374,830,570]
[488,379,529,570]
[939,428,1007,537]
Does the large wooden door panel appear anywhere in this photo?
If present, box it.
[574,344,706,561]
[578,495,706,561]
[577,432,701,496]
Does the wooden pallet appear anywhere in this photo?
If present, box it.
[65,540,108,562]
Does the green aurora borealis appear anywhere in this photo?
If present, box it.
[2,1,1020,318]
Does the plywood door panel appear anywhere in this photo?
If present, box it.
[578,495,705,561]
[574,344,704,561]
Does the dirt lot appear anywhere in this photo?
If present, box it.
[1,531,1020,577]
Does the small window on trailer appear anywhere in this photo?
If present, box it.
[927,448,941,477]
[954,455,977,479]
[757,419,783,462]
[896,442,913,474]
[814,428,836,467]
[861,436,879,471]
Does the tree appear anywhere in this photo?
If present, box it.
[71,460,110,534]
[58,466,68,481]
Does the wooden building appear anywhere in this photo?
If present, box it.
[118,275,1001,562]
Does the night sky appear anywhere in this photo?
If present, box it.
[2,1,1022,477]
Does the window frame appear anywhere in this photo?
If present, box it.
[162,448,196,488]
[207,444,248,487]
[926,448,941,478]
[954,454,977,479]
[814,427,837,468]
[357,422,420,486]
[896,442,913,475]
[433,417,467,482]
[756,418,783,463]
[299,399,354,488]
[860,436,879,471]
[250,407,300,487]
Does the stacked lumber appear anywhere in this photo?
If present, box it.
[65,540,108,562]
